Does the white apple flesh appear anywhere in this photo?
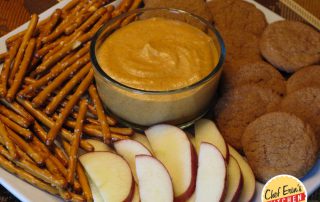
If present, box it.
[228,145,255,202]
[114,139,152,182]
[136,155,174,202]
[145,124,197,202]
[79,152,134,202]
[132,133,153,153]
[195,119,229,161]
[224,156,243,202]
[86,139,113,152]
[195,143,226,202]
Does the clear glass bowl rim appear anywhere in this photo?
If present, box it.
[90,7,226,95]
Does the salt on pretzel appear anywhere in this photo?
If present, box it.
[32,54,90,108]
[44,62,91,114]
[0,40,21,97]
[0,114,33,140]
[7,38,36,102]
[46,69,94,146]
[16,98,94,152]
[88,84,111,144]
[67,99,87,184]
[19,43,90,98]
[9,14,38,86]
[0,120,17,159]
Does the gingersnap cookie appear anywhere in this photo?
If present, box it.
[242,112,318,183]
[143,0,213,22]
[207,0,267,36]
[260,21,320,73]
[280,87,320,145]
[214,85,281,149]
[221,61,286,96]
[287,65,320,94]
[223,30,262,62]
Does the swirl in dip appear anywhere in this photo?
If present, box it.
[97,17,218,91]
[94,16,223,126]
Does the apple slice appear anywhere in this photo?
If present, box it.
[132,133,153,153]
[195,119,229,161]
[79,152,134,202]
[132,183,140,202]
[86,139,113,152]
[228,145,255,202]
[225,156,242,202]
[114,139,152,182]
[88,176,104,202]
[186,132,196,149]
[135,155,174,202]
[145,124,197,201]
[195,143,226,202]
[186,192,195,202]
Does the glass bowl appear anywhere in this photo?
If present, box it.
[90,8,225,130]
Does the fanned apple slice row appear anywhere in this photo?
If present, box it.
[145,124,197,201]
[228,145,255,202]
[195,143,226,202]
[195,119,229,161]
[224,156,243,202]
[79,152,134,202]
[136,155,174,202]
[114,139,152,182]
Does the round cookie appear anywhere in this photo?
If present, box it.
[214,85,281,149]
[280,87,320,145]
[242,112,318,183]
[287,65,320,94]
[260,21,320,73]
[221,61,286,96]
[207,0,267,36]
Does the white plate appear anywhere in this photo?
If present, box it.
[0,0,319,201]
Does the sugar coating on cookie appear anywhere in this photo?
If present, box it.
[214,85,281,149]
[242,112,318,183]
[287,65,320,94]
[260,21,320,73]
[221,61,286,96]
[207,0,267,36]
[281,87,320,145]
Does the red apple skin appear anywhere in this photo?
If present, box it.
[231,175,243,202]
[174,142,198,202]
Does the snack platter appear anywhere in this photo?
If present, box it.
[0,0,319,202]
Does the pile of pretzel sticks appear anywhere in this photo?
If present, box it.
[0,0,141,201]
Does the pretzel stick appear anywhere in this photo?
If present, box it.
[0,105,31,128]
[9,14,38,86]
[35,35,67,60]
[0,99,34,123]
[0,145,67,189]
[7,128,44,165]
[0,114,33,140]
[129,0,142,11]
[67,99,87,184]
[78,6,109,32]
[19,44,89,98]
[32,55,90,108]
[53,145,68,168]
[62,0,80,13]
[69,192,86,202]
[0,154,59,195]
[0,120,17,159]
[0,52,7,63]
[88,84,110,144]
[44,62,91,114]
[0,40,21,97]
[112,0,133,17]
[33,121,47,143]
[16,98,93,152]
[7,38,36,101]
[77,163,93,202]
[86,117,100,125]
[36,9,62,50]
[111,134,130,142]
[46,69,93,146]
